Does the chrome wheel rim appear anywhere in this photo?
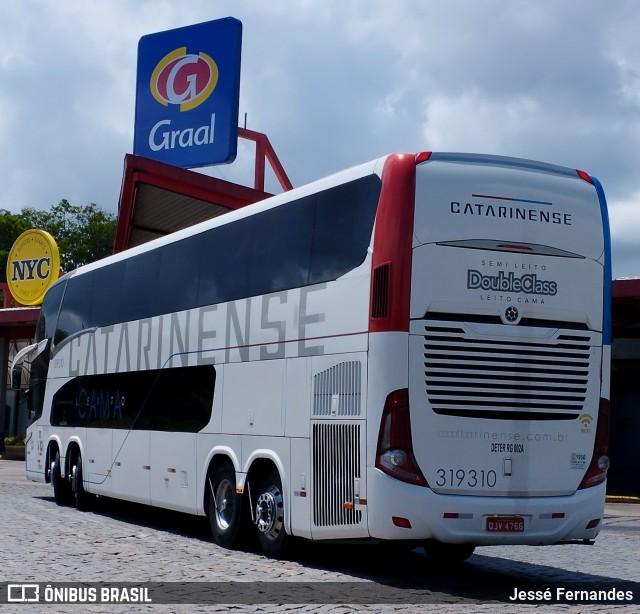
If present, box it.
[214,479,234,531]
[255,485,283,541]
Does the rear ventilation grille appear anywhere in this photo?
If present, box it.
[423,320,598,421]
[313,361,362,416]
[313,422,363,527]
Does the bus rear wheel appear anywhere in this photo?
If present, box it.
[51,451,71,506]
[208,463,243,549]
[423,541,475,564]
[71,452,90,511]
[254,469,289,557]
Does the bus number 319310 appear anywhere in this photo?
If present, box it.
[435,468,498,488]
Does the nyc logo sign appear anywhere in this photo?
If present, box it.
[7,229,60,306]
[134,18,242,168]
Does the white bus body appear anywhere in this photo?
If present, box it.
[17,152,611,560]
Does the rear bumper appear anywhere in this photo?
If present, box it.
[366,467,606,545]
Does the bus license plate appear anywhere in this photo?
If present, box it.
[486,516,525,533]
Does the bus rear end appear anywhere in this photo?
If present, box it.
[369,153,610,552]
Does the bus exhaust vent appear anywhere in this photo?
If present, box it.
[371,263,390,319]
[423,321,597,420]
[313,361,362,416]
[312,422,363,527]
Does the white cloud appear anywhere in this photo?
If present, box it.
[609,195,640,243]
[0,0,639,276]
[422,91,545,154]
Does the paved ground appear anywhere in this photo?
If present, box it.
[0,459,638,613]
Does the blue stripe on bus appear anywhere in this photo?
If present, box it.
[589,175,612,346]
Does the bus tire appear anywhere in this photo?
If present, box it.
[44,447,52,484]
[72,452,90,511]
[52,451,71,506]
[423,541,475,564]
[208,463,243,549]
[254,469,289,557]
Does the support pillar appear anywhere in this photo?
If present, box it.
[0,335,8,434]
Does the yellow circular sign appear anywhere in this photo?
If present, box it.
[6,229,60,306]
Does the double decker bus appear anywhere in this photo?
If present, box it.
[14,151,611,562]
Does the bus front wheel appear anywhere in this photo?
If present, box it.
[208,463,243,549]
[254,469,289,557]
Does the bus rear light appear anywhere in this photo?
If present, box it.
[577,169,594,184]
[578,398,610,489]
[539,512,565,520]
[392,516,412,528]
[382,449,408,467]
[443,512,473,520]
[585,518,601,530]
[497,243,533,251]
[375,389,428,487]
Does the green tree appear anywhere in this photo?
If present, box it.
[21,200,117,273]
[0,200,117,282]
[0,210,31,284]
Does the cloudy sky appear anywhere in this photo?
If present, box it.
[0,0,639,278]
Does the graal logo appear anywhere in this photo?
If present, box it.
[150,48,218,112]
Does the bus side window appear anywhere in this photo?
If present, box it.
[120,251,161,323]
[91,261,126,327]
[250,198,315,295]
[37,279,66,343]
[55,273,94,344]
[198,218,252,306]
[156,238,201,315]
[309,175,380,284]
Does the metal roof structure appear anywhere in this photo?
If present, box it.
[612,278,640,332]
[113,128,292,253]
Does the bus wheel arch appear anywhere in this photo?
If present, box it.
[247,459,290,557]
[206,455,245,549]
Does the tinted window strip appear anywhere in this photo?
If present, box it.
[54,175,381,342]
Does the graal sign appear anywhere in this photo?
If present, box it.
[7,229,60,305]
[133,18,242,168]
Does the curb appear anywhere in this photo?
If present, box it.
[606,495,640,504]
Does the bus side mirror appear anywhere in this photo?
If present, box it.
[11,364,23,390]
[10,342,39,390]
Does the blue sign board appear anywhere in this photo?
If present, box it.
[134,18,242,167]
